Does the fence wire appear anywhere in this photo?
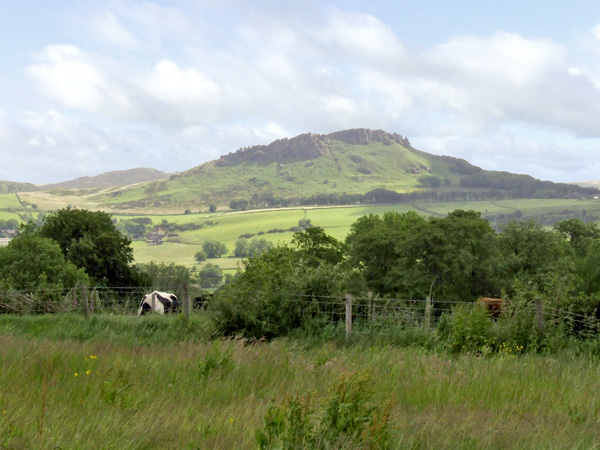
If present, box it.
[1,287,599,338]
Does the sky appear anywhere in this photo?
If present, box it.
[2,1,600,184]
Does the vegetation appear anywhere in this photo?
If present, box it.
[1,324,600,448]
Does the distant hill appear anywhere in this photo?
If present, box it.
[0,181,39,194]
[40,168,173,191]
[81,128,598,212]
[572,180,600,190]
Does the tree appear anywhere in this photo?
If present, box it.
[229,199,249,211]
[248,238,273,257]
[346,211,426,295]
[499,220,575,298]
[391,210,504,302]
[208,203,217,213]
[292,227,344,266]
[234,239,250,258]
[198,263,223,288]
[137,262,192,298]
[0,233,89,290]
[209,245,343,338]
[37,208,143,287]
[116,220,148,239]
[202,239,228,258]
[553,218,600,257]
[195,250,208,263]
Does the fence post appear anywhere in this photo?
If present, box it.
[345,294,352,341]
[425,295,432,328]
[367,291,373,322]
[151,291,156,313]
[535,297,544,338]
[183,284,190,320]
[82,284,89,320]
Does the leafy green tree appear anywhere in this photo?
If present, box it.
[137,262,192,298]
[417,175,442,187]
[248,238,273,257]
[195,250,208,263]
[553,218,600,257]
[229,199,249,211]
[198,263,223,288]
[202,239,228,258]
[116,220,148,239]
[37,208,143,287]
[292,227,345,266]
[346,211,426,295]
[391,210,504,302]
[234,239,250,258]
[210,245,344,338]
[208,203,217,213]
[0,233,89,290]
[499,220,576,299]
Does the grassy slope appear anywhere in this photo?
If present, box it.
[1,318,599,449]
[27,140,431,213]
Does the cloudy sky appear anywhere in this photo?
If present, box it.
[2,0,600,184]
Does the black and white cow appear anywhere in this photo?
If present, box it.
[138,291,179,315]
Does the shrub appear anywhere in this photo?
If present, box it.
[439,303,493,353]
[255,371,391,449]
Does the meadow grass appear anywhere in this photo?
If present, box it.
[1,314,600,449]
[0,194,22,209]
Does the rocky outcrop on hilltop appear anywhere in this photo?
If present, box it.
[216,133,326,166]
[326,129,411,147]
[215,128,411,166]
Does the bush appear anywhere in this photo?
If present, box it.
[208,246,343,339]
[255,371,391,449]
[439,303,493,353]
[202,239,228,258]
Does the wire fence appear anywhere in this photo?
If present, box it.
[1,287,599,339]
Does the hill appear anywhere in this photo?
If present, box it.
[15,129,599,214]
[0,181,39,194]
[39,168,172,190]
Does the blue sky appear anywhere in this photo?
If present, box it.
[2,0,600,184]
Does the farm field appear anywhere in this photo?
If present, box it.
[127,199,600,267]
[1,315,600,449]
[3,198,600,268]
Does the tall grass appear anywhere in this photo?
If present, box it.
[1,315,600,448]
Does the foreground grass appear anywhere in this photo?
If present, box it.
[1,315,600,449]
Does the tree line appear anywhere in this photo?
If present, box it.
[211,210,600,339]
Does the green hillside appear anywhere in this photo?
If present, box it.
[87,129,599,212]
[12,129,600,215]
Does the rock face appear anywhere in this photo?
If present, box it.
[216,128,411,166]
[326,129,410,147]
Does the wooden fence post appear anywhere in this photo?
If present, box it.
[82,284,89,320]
[345,294,352,341]
[425,295,432,329]
[367,291,373,322]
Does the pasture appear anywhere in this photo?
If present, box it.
[127,199,599,267]
[1,314,600,449]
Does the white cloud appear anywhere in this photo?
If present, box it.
[26,45,108,112]
[8,2,600,183]
[86,11,142,49]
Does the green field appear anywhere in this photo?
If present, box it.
[127,199,600,267]
[4,197,600,270]
[1,315,600,449]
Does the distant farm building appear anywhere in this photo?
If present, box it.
[146,231,166,244]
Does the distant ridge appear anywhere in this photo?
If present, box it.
[216,129,411,165]
[40,168,173,190]
[571,180,600,189]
